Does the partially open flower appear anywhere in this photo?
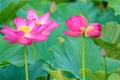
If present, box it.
[64,15,102,38]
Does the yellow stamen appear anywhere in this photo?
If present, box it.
[18,26,31,36]
[36,20,40,25]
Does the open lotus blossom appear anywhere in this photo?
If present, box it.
[27,9,59,41]
[64,15,102,38]
[0,9,59,45]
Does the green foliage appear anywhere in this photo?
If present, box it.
[94,22,120,60]
[108,73,120,80]
[48,70,79,80]
[0,0,27,23]
[85,70,105,80]
[0,36,24,67]
[108,0,120,15]
[49,36,120,79]
[0,60,47,80]
[102,22,120,43]
[36,76,47,80]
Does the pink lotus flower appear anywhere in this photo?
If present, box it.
[64,15,102,38]
[0,9,59,45]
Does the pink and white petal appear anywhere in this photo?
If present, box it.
[25,34,35,40]
[41,31,50,36]
[30,25,40,33]
[38,12,50,24]
[64,30,82,37]
[31,25,48,34]
[89,23,102,31]
[13,17,26,29]
[17,36,32,45]
[44,21,59,32]
[45,20,54,25]
[86,30,101,38]
[27,9,38,20]
[27,19,36,29]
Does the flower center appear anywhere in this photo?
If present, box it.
[86,26,94,32]
[85,26,94,36]
[18,26,31,36]
[36,20,40,25]
[80,27,86,35]
[80,26,94,36]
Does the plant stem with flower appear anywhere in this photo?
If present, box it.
[63,15,102,80]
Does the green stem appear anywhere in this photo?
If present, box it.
[24,45,29,80]
[33,41,37,61]
[47,74,50,80]
[82,36,86,80]
[99,1,104,13]
[104,56,108,80]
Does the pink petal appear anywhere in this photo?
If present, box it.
[79,15,88,27]
[41,31,50,36]
[31,25,48,34]
[89,23,102,31]
[17,36,32,45]
[38,12,50,24]
[16,31,25,36]
[1,25,17,36]
[44,21,59,32]
[8,41,17,44]
[86,30,102,38]
[32,34,48,42]
[27,9,38,20]
[13,17,26,29]
[4,25,16,31]
[3,35,18,44]
[3,35,17,42]
[45,20,54,25]
[66,19,80,31]
[63,30,82,37]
